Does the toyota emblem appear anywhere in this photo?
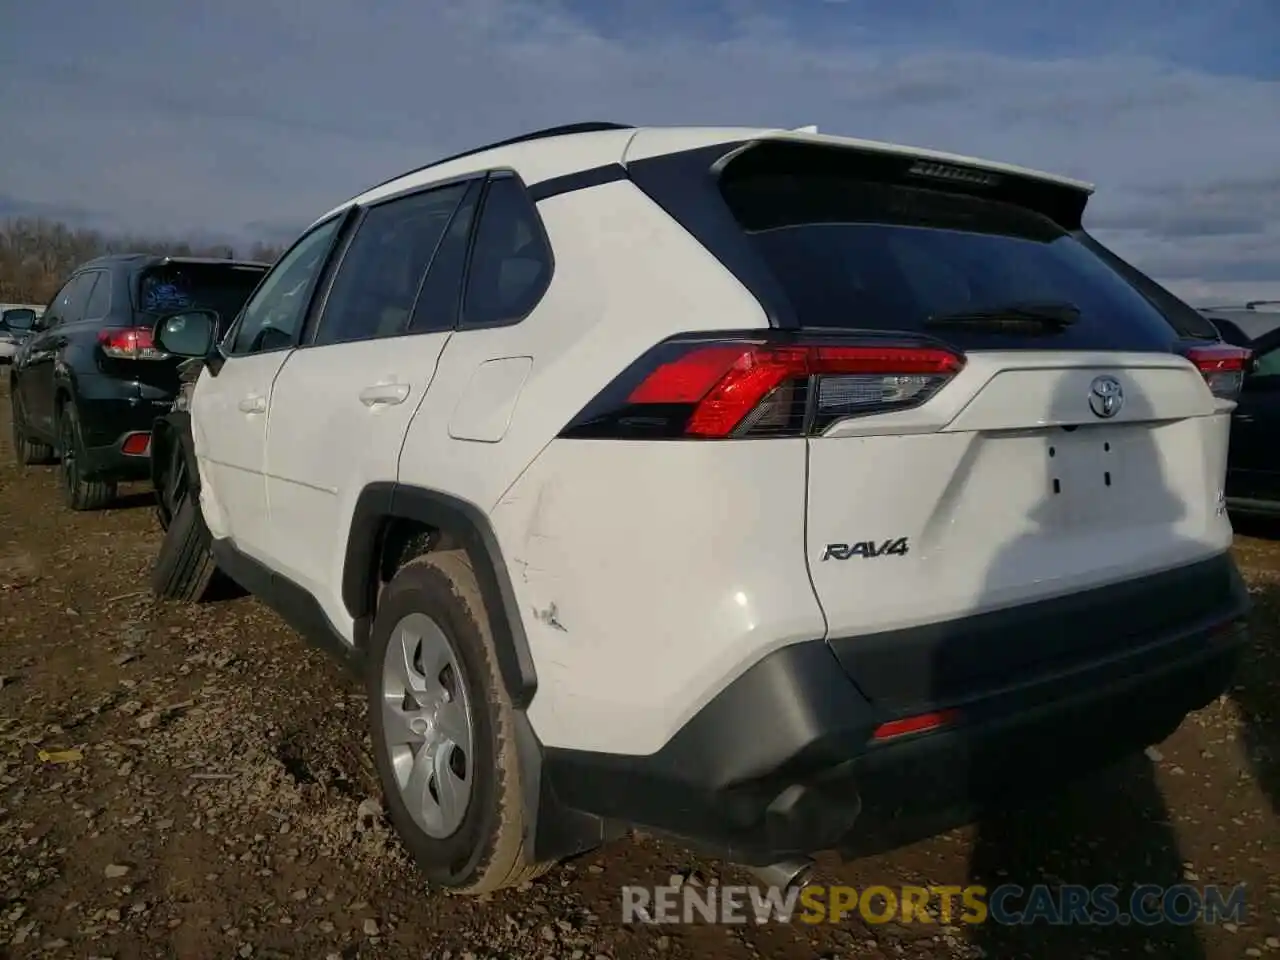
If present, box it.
[1088,375,1124,419]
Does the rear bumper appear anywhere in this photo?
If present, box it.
[76,391,172,481]
[80,433,154,482]
[538,553,1249,866]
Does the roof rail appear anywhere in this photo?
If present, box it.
[1246,300,1280,310]
[360,121,634,196]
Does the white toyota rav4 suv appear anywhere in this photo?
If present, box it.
[150,122,1252,894]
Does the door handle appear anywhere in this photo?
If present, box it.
[238,395,267,414]
[359,383,410,407]
[1234,414,1254,423]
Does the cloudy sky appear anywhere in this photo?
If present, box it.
[2,0,1277,304]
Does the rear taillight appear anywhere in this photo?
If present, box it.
[560,334,965,439]
[1185,344,1251,401]
[98,327,169,360]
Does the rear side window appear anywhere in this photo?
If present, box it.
[84,272,111,319]
[460,176,552,329]
[137,262,267,333]
[315,181,469,346]
[721,169,1186,351]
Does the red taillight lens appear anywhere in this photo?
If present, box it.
[1185,344,1251,401]
[606,340,963,439]
[98,327,169,360]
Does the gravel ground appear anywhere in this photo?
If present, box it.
[1,377,1277,960]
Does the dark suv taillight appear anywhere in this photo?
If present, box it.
[559,333,965,439]
[98,327,170,360]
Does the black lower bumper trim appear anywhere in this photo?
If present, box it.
[827,553,1247,711]
[539,555,1249,866]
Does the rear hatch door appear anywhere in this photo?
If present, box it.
[718,139,1239,710]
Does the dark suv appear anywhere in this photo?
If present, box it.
[9,255,268,509]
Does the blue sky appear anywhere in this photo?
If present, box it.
[1,0,1277,303]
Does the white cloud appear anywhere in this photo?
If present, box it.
[0,0,1276,302]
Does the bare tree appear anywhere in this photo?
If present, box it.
[0,218,286,304]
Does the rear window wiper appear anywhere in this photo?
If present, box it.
[925,300,1081,331]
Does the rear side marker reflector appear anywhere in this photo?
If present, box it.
[872,709,960,741]
[562,336,965,440]
[98,327,170,360]
[121,432,151,456]
[1185,344,1251,402]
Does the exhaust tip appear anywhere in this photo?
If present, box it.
[747,858,816,892]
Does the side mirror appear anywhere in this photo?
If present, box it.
[2,308,36,331]
[154,309,219,358]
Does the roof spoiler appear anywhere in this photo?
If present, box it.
[708,132,1095,230]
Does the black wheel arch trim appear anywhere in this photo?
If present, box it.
[343,482,539,710]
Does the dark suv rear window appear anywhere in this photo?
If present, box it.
[720,170,1192,352]
[137,262,266,331]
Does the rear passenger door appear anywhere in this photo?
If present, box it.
[262,177,481,638]
[22,273,96,435]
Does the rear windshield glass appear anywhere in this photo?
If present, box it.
[720,173,1189,350]
[137,263,266,328]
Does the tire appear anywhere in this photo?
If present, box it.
[368,550,552,894]
[151,493,218,603]
[10,390,55,466]
[57,404,116,510]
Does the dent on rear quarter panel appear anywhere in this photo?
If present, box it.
[488,438,824,756]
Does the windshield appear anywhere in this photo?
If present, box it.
[722,173,1191,352]
[137,263,266,331]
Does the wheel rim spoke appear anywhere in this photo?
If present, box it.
[435,758,468,833]
[416,636,453,694]
[435,699,470,752]
[389,627,427,695]
[404,742,436,816]
[381,695,424,751]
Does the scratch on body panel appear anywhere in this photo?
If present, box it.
[533,601,567,632]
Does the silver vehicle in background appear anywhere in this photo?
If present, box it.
[0,305,42,362]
